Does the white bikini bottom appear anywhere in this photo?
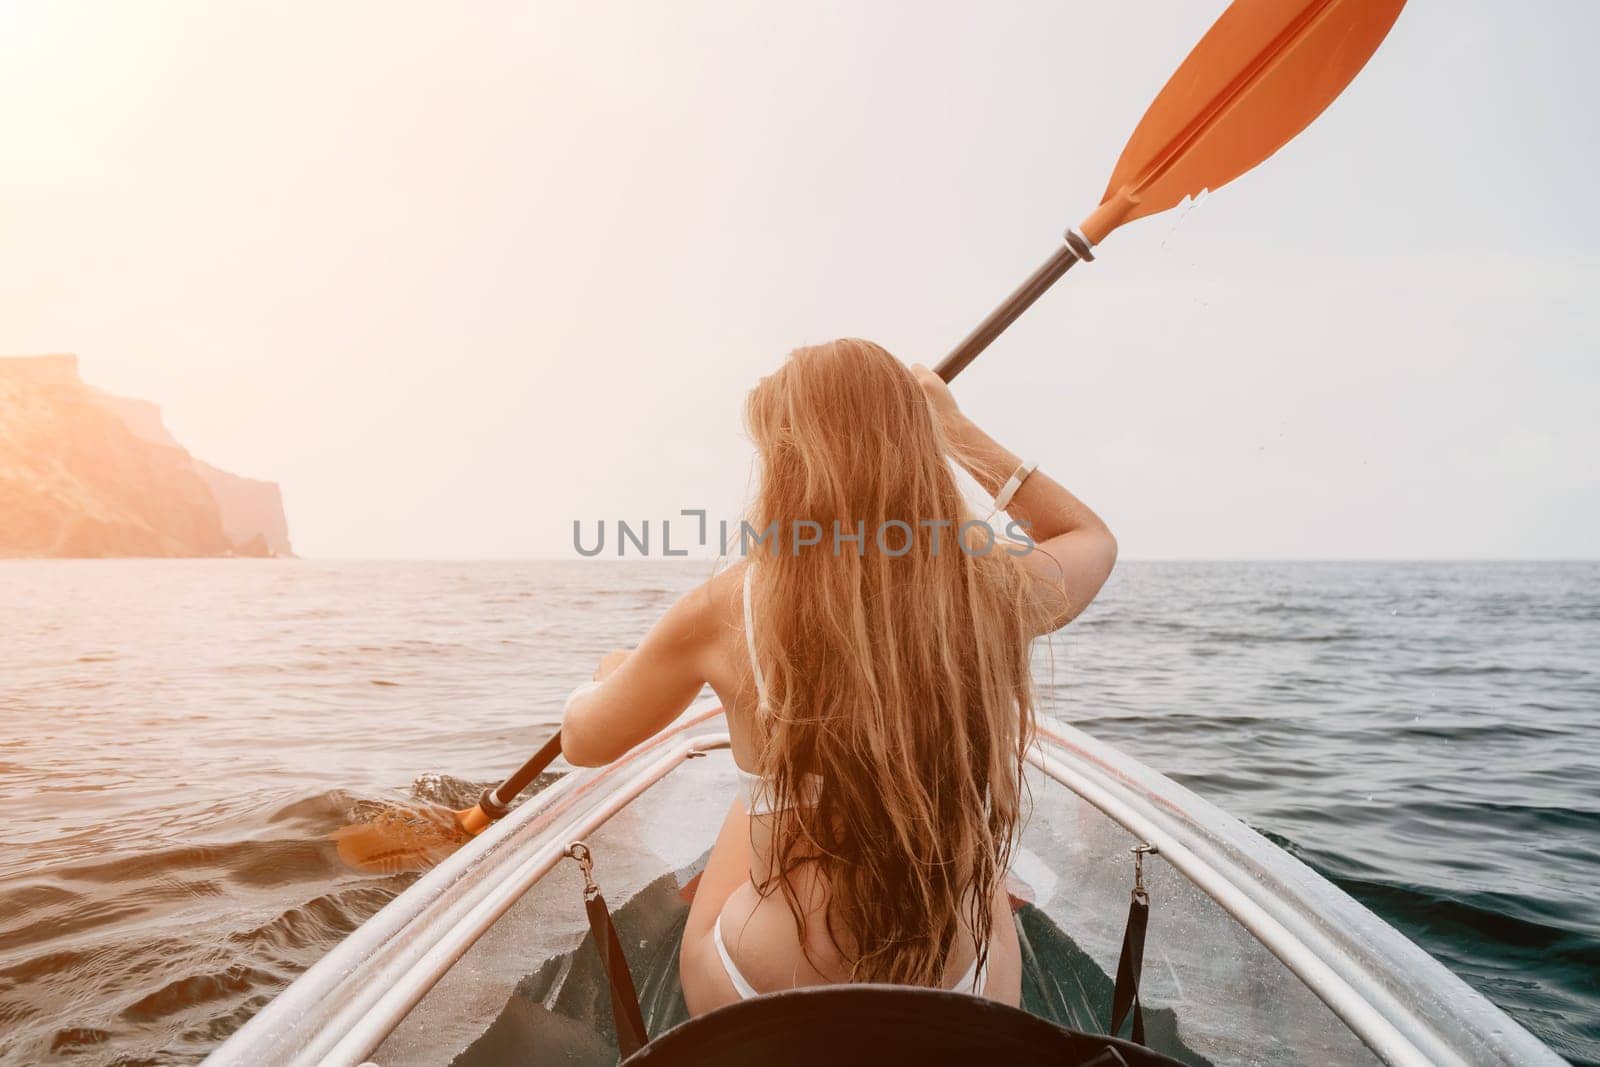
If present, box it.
[711,913,988,1000]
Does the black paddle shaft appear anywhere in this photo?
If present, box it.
[478,730,564,818]
[934,230,1095,383]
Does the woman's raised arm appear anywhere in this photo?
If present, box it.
[913,364,1117,635]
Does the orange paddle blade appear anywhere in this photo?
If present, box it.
[333,802,473,874]
[1080,0,1406,244]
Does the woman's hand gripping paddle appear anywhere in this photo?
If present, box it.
[935,0,1407,382]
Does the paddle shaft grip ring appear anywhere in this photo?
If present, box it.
[477,786,511,820]
[478,730,565,824]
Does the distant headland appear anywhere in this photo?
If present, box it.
[0,354,292,558]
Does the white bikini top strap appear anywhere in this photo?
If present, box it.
[742,566,767,702]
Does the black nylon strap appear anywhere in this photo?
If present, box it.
[584,889,649,1058]
[1109,891,1149,1045]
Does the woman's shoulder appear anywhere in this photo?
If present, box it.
[659,561,747,641]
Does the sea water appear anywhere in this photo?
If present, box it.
[0,560,1595,1064]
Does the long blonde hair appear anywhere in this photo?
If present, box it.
[743,338,1038,986]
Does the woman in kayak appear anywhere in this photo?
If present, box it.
[560,338,1116,1012]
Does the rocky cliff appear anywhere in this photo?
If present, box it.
[0,354,293,558]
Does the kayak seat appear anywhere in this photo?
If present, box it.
[622,983,1187,1067]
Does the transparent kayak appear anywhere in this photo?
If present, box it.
[208,702,1561,1066]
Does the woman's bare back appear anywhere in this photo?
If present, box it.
[675,565,1023,1014]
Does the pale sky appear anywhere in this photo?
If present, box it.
[2,1,1596,559]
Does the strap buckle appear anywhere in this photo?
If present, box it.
[565,840,600,902]
[1131,842,1159,905]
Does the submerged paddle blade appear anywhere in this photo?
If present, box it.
[1080,0,1406,243]
[332,733,564,874]
[333,803,471,874]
